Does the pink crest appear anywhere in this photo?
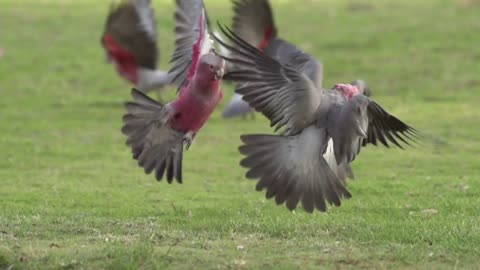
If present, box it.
[335,83,360,99]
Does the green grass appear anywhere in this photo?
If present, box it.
[1,0,480,269]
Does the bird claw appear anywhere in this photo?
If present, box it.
[183,131,195,150]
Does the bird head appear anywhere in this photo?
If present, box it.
[350,79,372,97]
[198,52,225,81]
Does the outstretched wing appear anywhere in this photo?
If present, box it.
[231,0,323,88]
[102,0,158,69]
[168,0,212,87]
[326,95,419,166]
[214,25,321,135]
[363,101,420,148]
[232,0,277,51]
[239,127,351,213]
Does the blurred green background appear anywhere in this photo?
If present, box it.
[0,0,479,269]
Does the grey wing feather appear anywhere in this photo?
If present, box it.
[336,163,355,185]
[363,100,421,148]
[214,25,321,135]
[231,0,323,88]
[168,0,209,87]
[265,39,323,88]
[239,126,351,213]
[122,89,184,183]
[326,95,420,166]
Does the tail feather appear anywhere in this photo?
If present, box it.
[122,89,185,183]
[239,126,351,213]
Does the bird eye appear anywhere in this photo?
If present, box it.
[209,65,214,69]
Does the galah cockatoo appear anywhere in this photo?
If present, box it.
[121,0,225,183]
[215,25,420,213]
[221,0,359,185]
[101,0,172,92]
[222,0,324,119]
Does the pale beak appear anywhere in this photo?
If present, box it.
[215,67,224,80]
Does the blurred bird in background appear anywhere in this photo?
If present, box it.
[101,0,173,94]
[221,0,324,119]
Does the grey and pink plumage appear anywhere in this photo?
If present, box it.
[101,0,420,213]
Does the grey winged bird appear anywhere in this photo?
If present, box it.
[214,25,420,213]
[121,0,226,184]
[222,0,323,118]
[101,0,173,92]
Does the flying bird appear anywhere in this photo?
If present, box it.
[214,25,420,213]
[121,0,225,183]
[101,0,172,92]
[222,0,323,118]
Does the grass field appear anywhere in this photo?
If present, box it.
[1,0,480,269]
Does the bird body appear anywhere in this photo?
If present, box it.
[216,24,419,213]
[168,54,224,134]
[121,0,225,183]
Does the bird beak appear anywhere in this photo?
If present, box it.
[215,67,224,80]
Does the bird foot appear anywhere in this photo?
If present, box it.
[183,131,195,150]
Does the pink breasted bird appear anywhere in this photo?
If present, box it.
[121,0,225,183]
[215,25,420,213]
[101,0,172,92]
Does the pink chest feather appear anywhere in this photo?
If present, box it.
[169,88,223,133]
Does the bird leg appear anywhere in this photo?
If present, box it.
[183,131,196,150]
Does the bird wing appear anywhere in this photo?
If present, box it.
[214,25,321,134]
[168,0,212,88]
[232,0,277,51]
[363,100,420,148]
[222,92,252,118]
[325,95,419,166]
[121,89,185,183]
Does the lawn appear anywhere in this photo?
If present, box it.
[1,0,479,269]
